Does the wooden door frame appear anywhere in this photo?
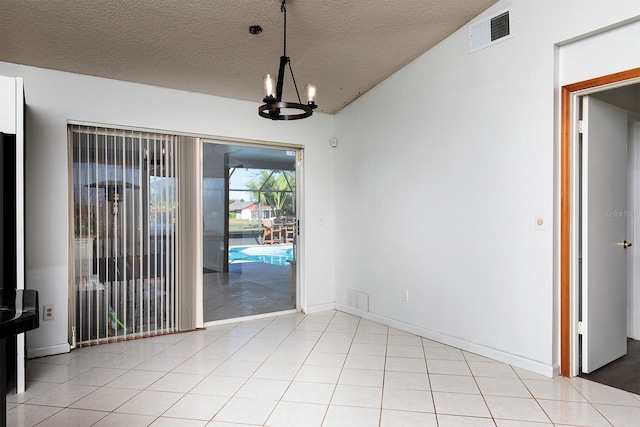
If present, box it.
[560,67,640,376]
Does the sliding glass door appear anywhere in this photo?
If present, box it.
[202,141,299,322]
[70,128,298,340]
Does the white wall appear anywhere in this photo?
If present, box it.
[0,76,18,133]
[334,0,640,376]
[0,62,337,357]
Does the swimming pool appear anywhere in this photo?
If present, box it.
[229,246,294,266]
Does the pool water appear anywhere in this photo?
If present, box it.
[229,246,294,266]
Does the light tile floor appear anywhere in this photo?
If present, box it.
[7,310,640,426]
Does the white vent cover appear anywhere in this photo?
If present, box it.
[347,289,369,312]
[469,9,512,53]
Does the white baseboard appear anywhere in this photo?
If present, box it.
[334,303,556,378]
[304,302,336,314]
[27,343,71,359]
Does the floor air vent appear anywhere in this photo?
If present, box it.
[469,9,512,52]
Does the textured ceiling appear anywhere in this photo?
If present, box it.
[0,0,498,114]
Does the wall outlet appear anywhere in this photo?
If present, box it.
[43,304,55,320]
[401,289,409,303]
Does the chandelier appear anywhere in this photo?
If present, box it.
[258,0,317,120]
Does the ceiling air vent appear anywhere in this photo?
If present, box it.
[469,9,512,53]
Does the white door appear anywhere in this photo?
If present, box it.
[581,96,629,373]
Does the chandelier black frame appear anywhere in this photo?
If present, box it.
[258,0,317,121]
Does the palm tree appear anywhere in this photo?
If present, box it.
[247,170,295,218]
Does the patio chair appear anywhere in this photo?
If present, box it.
[261,219,281,245]
[284,222,296,244]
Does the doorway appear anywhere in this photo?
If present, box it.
[202,141,300,323]
[561,71,640,392]
[577,89,640,394]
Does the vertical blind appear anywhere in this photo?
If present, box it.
[177,136,203,331]
[70,125,180,345]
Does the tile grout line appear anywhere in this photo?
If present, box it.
[203,312,307,425]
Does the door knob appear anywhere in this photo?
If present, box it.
[616,240,633,249]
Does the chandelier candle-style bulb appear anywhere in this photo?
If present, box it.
[305,84,317,105]
[263,74,276,99]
